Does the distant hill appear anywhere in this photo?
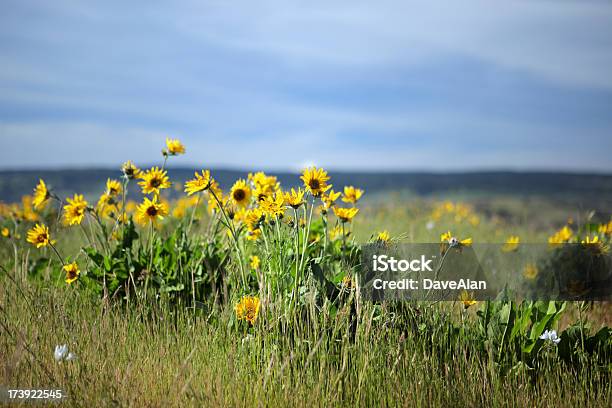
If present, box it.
[1,168,611,213]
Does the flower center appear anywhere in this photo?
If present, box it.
[150,177,162,188]
[234,189,246,201]
[309,179,320,190]
[146,206,158,216]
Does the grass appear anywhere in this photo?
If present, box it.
[1,196,610,407]
[1,277,610,407]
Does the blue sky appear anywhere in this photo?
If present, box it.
[1,0,611,171]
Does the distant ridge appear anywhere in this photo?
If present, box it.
[1,168,611,208]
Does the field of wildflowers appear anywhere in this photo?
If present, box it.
[0,138,610,407]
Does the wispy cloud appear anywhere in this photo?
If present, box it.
[1,0,611,171]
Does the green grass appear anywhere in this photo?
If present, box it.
[1,278,610,407]
[1,196,610,407]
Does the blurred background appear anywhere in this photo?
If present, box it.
[1,0,611,222]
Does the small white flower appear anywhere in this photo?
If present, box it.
[54,344,76,361]
[426,221,435,231]
[539,329,561,344]
[54,344,68,361]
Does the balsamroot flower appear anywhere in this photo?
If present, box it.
[502,235,520,252]
[63,194,89,226]
[548,226,572,246]
[259,194,284,218]
[235,295,260,325]
[342,186,364,204]
[165,138,186,156]
[121,160,141,180]
[138,167,171,196]
[230,180,252,207]
[64,262,80,284]
[135,196,169,225]
[523,263,538,280]
[440,231,472,247]
[283,188,305,209]
[459,290,477,308]
[377,230,390,243]
[321,189,341,209]
[333,207,359,223]
[26,223,52,248]
[106,178,122,196]
[539,329,561,344]
[300,167,331,197]
[250,255,260,270]
[32,179,50,210]
[184,170,212,196]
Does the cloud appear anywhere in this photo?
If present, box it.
[0,0,611,171]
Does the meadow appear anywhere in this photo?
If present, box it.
[0,139,610,407]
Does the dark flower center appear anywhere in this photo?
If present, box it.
[234,189,246,201]
[146,206,158,216]
[150,178,162,188]
[309,179,320,190]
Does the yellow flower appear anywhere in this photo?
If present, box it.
[165,137,186,155]
[259,194,285,218]
[283,188,305,209]
[548,225,572,245]
[235,295,261,325]
[64,262,80,284]
[440,231,472,246]
[342,186,364,204]
[581,235,608,255]
[523,263,538,280]
[321,189,341,209]
[459,290,477,308]
[598,220,612,235]
[230,179,252,207]
[26,223,52,248]
[377,230,390,242]
[96,193,118,219]
[121,160,141,179]
[63,194,89,226]
[32,179,50,210]
[135,196,169,225]
[106,178,122,196]
[138,167,171,195]
[249,172,279,201]
[1,227,9,238]
[333,207,359,223]
[300,167,331,197]
[341,275,354,289]
[329,225,343,240]
[184,170,212,195]
[250,255,260,270]
[243,208,264,232]
[502,235,520,252]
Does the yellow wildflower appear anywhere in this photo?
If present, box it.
[235,295,261,325]
[63,194,89,226]
[32,179,50,210]
[300,167,331,197]
[184,170,212,195]
[342,186,363,204]
[64,262,80,284]
[26,223,52,248]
